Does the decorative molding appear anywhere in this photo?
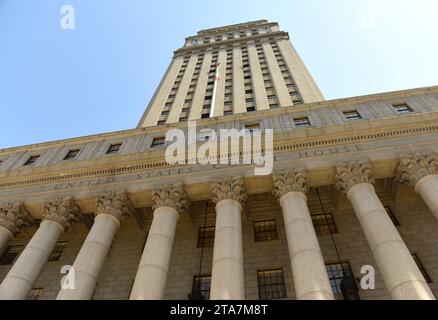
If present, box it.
[335,160,375,194]
[0,124,438,190]
[211,176,247,206]
[0,202,33,235]
[397,152,438,187]
[272,168,308,201]
[42,197,82,230]
[151,184,188,214]
[96,191,134,223]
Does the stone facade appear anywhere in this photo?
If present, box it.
[1,20,438,300]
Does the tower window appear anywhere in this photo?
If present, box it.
[393,103,413,114]
[254,220,278,242]
[257,269,287,300]
[64,149,80,161]
[48,241,68,261]
[197,226,215,248]
[24,155,40,166]
[326,262,360,300]
[311,213,339,236]
[343,110,362,121]
[151,137,166,148]
[0,245,23,265]
[191,275,211,300]
[294,117,311,128]
[106,143,122,154]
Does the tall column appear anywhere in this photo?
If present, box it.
[273,169,334,300]
[397,152,438,220]
[0,203,33,257]
[0,198,80,300]
[336,160,435,300]
[57,191,134,300]
[210,176,247,300]
[130,184,187,300]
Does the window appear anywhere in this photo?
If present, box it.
[311,213,339,235]
[0,245,23,265]
[197,226,215,248]
[24,155,40,166]
[393,103,413,114]
[257,269,286,300]
[294,117,311,128]
[412,254,432,283]
[326,262,360,300]
[245,123,260,134]
[254,220,278,242]
[343,110,362,121]
[190,275,211,300]
[157,120,166,126]
[28,288,44,300]
[48,241,68,261]
[247,106,256,112]
[106,143,122,154]
[201,113,210,119]
[151,137,166,148]
[64,149,80,161]
[384,206,400,226]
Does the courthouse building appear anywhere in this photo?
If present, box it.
[1,20,438,300]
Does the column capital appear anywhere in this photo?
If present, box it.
[0,202,34,235]
[42,197,81,231]
[96,191,134,223]
[211,176,247,207]
[151,184,188,214]
[272,168,308,202]
[335,160,375,194]
[397,152,438,187]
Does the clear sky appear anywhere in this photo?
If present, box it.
[1,0,437,149]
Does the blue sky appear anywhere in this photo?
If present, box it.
[0,0,437,149]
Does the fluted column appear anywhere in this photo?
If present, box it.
[397,153,438,220]
[0,203,33,257]
[0,198,80,300]
[210,176,247,300]
[273,169,334,300]
[336,160,435,300]
[130,184,187,300]
[57,191,133,300]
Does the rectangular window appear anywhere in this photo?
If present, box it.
[191,275,211,300]
[64,149,80,161]
[343,110,362,121]
[24,155,40,166]
[294,117,311,128]
[393,103,413,114]
[157,120,166,126]
[151,137,166,148]
[0,245,23,265]
[245,123,260,134]
[197,226,215,248]
[106,143,122,154]
[48,241,68,261]
[384,206,400,226]
[311,213,339,236]
[254,220,278,242]
[28,288,44,300]
[326,262,360,300]
[257,269,286,300]
[412,254,432,283]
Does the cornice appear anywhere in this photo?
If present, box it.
[1,118,437,190]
